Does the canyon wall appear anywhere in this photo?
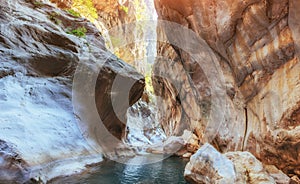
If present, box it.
[0,0,144,182]
[154,0,300,176]
[51,0,156,74]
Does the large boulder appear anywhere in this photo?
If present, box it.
[225,152,275,184]
[184,143,280,184]
[184,143,236,184]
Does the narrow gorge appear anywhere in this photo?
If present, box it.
[0,0,299,183]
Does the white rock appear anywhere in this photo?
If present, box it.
[225,152,275,184]
[184,143,236,184]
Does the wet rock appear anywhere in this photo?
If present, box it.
[175,130,200,158]
[145,130,198,156]
[146,144,164,154]
[182,152,192,158]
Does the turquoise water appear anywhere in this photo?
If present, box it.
[52,156,189,184]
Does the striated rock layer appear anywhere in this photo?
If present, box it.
[155,0,300,177]
[0,0,144,182]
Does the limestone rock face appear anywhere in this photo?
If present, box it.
[0,0,144,182]
[94,54,145,139]
[155,0,300,176]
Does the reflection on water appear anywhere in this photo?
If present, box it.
[51,156,189,184]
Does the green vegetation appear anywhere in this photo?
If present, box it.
[119,5,129,14]
[66,27,87,38]
[71,0,98,23]
[145,72,154,95]
[67,9,81,17]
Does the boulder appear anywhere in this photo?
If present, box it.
[181,130,200,154]
[184,143,236,184]
[163,136,185,154]
[290,176,300,184]
[146,136,184,155]
[185,143,278,184]
[225,152,275,183]
[265,165,290,184]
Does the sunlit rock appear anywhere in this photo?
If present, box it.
[265,165,290,184]
[154,0,300,177]
[0,0,144,182]
[225,152,275,183]
[184,143,236,184]
[185,143,278,184]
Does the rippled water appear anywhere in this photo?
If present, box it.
[52,156,189,184]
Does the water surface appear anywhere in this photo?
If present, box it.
[52,156,189,184]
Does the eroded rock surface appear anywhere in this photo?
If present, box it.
[0,0,144,182]
[155,0,300,177]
